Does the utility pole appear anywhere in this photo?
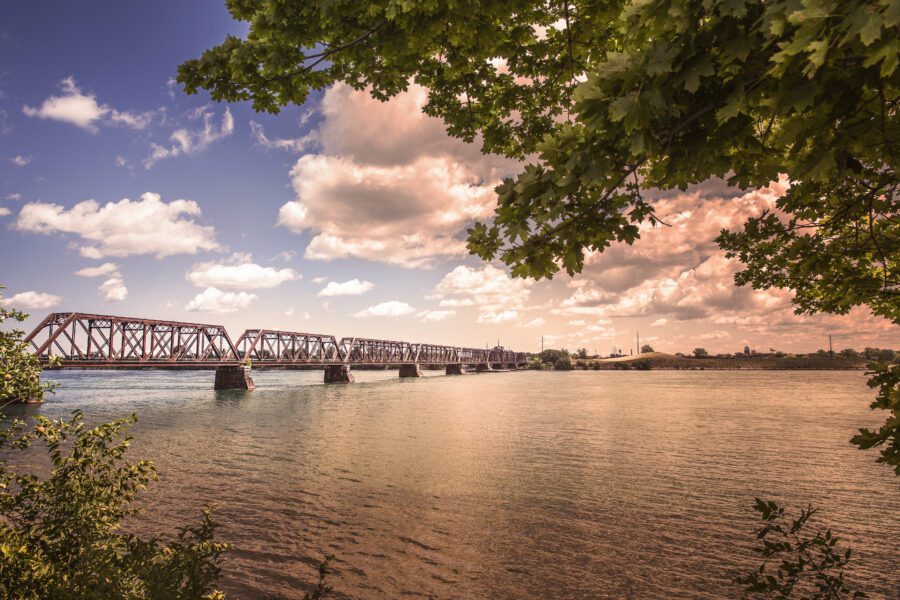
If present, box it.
[541,335,544,353]
[829,334,833,357]
[637,330,640,354]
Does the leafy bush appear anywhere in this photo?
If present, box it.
[736,499,865,599]
[0,411,228,599]
[553,355,573,371]
[851,362,900,474]
[0,290,58,404]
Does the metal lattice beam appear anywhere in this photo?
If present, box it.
[24,313,237,367]
[23,313,527,369]
[232,330,341,364]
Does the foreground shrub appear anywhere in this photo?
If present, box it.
[851,362,900,474]
[737,499,865,599]
[0,290,58,405]
[0,411,227,599]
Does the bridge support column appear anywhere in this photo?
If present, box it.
[506,363,517,370]
[475,363,491,372]
[324,364,354,384]
[214,366,255,390]
[399,363,421,378]
[445,363,463,375]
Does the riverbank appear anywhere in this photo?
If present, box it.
[580,352,869,370]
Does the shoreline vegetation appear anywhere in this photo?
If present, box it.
[578,352,868,371]
[525,350,893,372]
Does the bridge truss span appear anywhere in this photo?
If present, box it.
[233,329,341,365]
[22,311,527,387]
[338,337,419,364]
[23,312,237,367]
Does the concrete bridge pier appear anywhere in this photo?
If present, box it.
[475,363,491,373]
[324,364,354,383]
[214,365,255,390]
[445,363,463,375]
[399,363,421,378]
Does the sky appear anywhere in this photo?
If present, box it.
[0,1,896,355]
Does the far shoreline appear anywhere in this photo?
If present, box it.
[538,352,872,371]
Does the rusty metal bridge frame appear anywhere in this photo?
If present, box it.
[24,313,526,388]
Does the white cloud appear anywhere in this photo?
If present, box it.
[16,192,220,258]
[74,262,120,277]
[1,290,61,309]
[144,107,233,168]
[187,255,299,289]
[11,155,30,167]
[98,276,128,302]
[555,178,792,322]
[249,121,317,153]
[0,207,9,217]
[417,309,455,322]
[480,310,519,324]
[651,318,669,327]
[438,298,475,307]
[522,317,546,327]
[432,265,533,323]
[317,279,373,297]
[353,300,415,318]
[185,287,257,313]
[277,83,520,267]
[23,77,154,132]
[272,250,296,262]
[698,330,731,340]
[72,262,128,301]
[5,193,22,202]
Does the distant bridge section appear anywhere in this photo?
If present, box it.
[24,312,526,389]
[232,329,342,365]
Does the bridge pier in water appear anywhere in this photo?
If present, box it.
[324,364,354,384]
[475,363,491,372]
[445,363,463,375]
[214,365,255,390]
[399,364,421,378]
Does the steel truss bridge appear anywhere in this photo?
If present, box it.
[24,312,526,389]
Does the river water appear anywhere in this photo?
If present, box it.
[13,369,900,598]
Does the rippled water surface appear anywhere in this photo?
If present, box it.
[14,369,900,598]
